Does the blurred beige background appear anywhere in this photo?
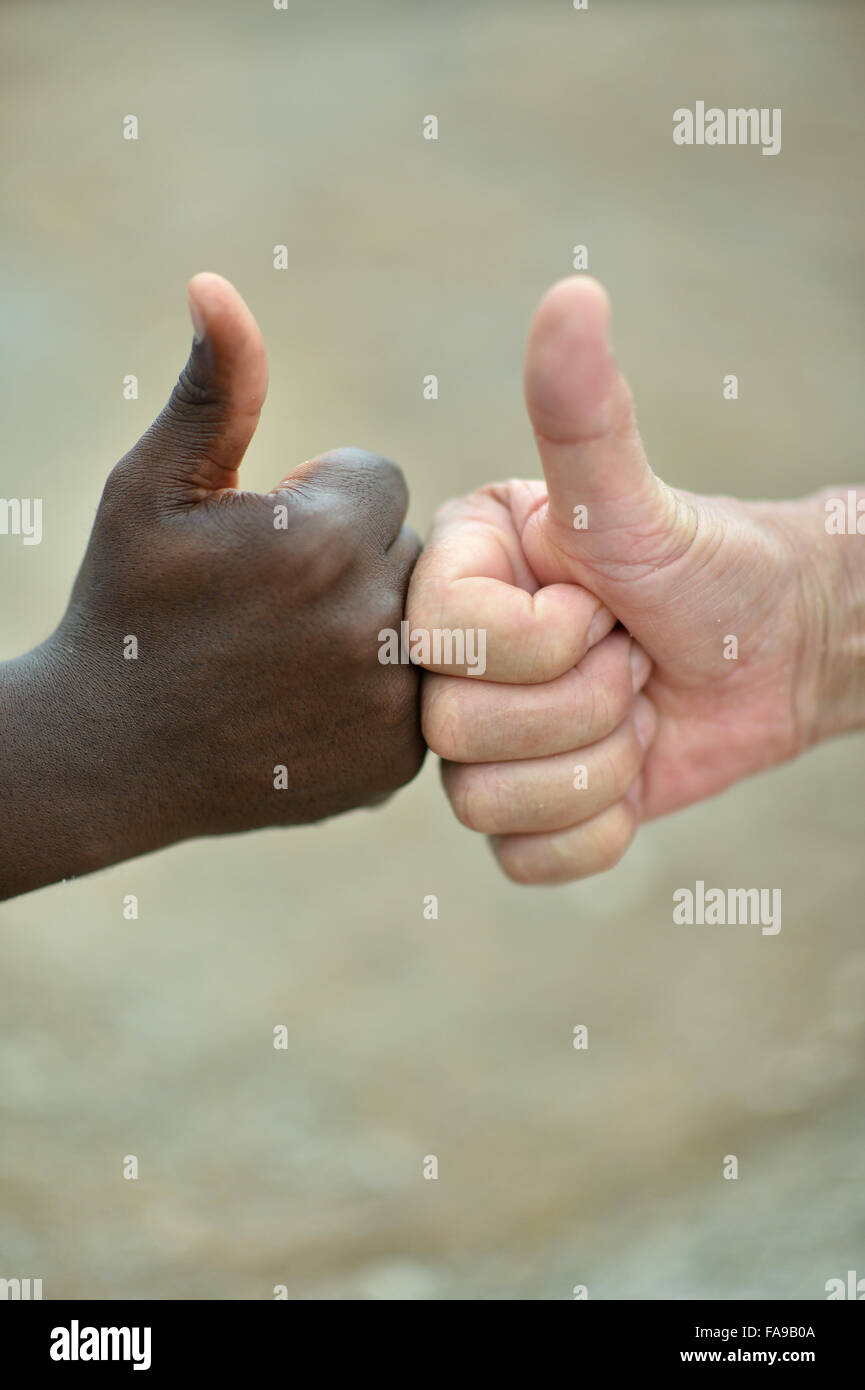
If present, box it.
[1,0,864,1299]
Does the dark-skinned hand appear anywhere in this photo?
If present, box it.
[0,273,424,899]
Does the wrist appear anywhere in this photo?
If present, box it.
[0,639,134,899]
[790,489,865,746]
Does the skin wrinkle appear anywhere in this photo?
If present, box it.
[536,485,702,589]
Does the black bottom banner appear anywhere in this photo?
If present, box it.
[3,1298,859,1376]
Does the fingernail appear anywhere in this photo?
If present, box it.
[630,641,652,691]
[633,695,656,750]
[188,291,206,344]
[587,606,614,648]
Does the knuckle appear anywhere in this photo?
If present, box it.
[297,490,358,546]
[324,449,408,510]
[365,452,407,494]
[273,504,362,597]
